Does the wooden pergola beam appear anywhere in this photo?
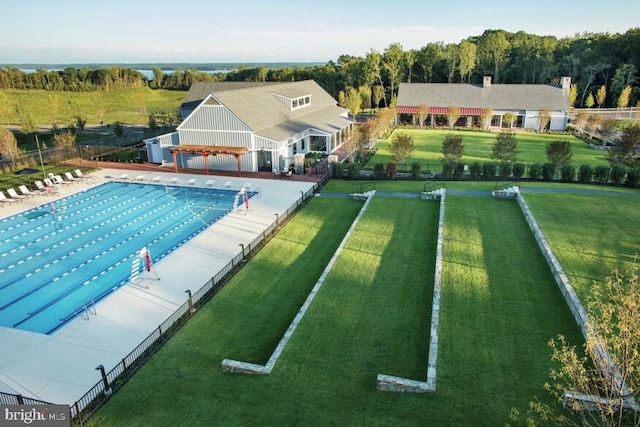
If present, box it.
[168,145,248,176]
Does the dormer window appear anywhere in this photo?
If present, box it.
[272,89,312,111]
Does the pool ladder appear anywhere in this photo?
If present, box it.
[75,299,97,320]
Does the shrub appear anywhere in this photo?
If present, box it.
[542,163,556,181]
[577,164,593,183]
[512,163,525,180]
[481,162,496,180]
[625,169,640,188]
[442,160,456,180]
[385,162,397,179]
[498,162,512,179]
[453,162,465,180]
[610,165,626,186]
[410,162,421,180]
[469,162,482,180]
[373,162,385,180]
[347,162,360,179]
[528,163,542,180]
[593,165,610,183]
[560,164,576,183]
[331,161,344,178]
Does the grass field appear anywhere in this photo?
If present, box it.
[0,88,186,126]
[86,193,585,426]
[367,128,610,171]
[523,193,640,300]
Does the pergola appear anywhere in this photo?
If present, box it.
[168,145,249,176]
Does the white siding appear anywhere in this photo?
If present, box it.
[180,105,250,132]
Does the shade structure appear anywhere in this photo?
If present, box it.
[168,145,249,176]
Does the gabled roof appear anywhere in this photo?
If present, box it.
[397,82,569,111]
[180,81,280,113]
[183,80,351,141]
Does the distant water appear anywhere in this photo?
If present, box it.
[17,68,228,80]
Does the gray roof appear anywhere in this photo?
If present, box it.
[187,80,351,140]
[397,82,569,111]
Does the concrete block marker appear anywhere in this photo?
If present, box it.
[377,190,445,393]
[222,193,375,375]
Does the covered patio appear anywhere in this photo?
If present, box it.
[168,145,249,176]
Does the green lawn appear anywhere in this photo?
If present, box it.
[437,196,583,424]
[0,88,185,126]
[367,128,610,171]
[523,193,640,301]
[87,194,584,426]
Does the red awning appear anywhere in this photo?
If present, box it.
[397,106,485,115]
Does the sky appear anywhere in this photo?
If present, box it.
[1,0,638,64]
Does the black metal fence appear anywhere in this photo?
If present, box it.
[0,172,328,426]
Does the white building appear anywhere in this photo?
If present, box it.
[145,80,353,174]
[396,76,571,131]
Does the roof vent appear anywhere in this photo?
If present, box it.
[483,76,492,89]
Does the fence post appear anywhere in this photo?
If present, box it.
[17,394,24,405]
[185,289,195,315]
[74,401,83,427]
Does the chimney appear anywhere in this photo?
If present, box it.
[561,76,571,98]
[483,76,492,88]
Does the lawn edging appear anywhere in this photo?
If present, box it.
[516,193,637,409]
[221,192,376,375]
[376,188,445,393]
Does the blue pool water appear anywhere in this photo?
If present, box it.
[0,181,253,335]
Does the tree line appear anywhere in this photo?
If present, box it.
[1,27,639,109]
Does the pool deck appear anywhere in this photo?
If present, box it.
[0,168,316,405]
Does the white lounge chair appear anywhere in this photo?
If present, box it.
[135,175,146,182]
[74,169,89,180]
[169,177,180,185]
[0,191,17,204]
[18,185,38,197]
[64,171,81,182]
[34,180,50,194]
[186,179,197,186]
[48,173,69,185]
[74,169,98,182]
[224,181,232,188]
[6,188,27,201]
[151,176,162,183]
[205,180,215,187]
[118,174,130,181]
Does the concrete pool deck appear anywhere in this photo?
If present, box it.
[0,168,316,404]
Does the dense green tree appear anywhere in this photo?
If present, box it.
[546,140,573,168]
[416,42,445,83]
[458,40,477,82]
[0,126,21,167]
[389,132,415,164]
[383,43,404,99]
[479,30,510,83]
[491,131,518,163]
[441,134,464,162]
[609,123,640,164]
[444,43,459,83]
[343,87,362,119]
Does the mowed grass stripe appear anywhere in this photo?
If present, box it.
[438,196,583,424]
[523,193,640,300]
[280,198,438,382]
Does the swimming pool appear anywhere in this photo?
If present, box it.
[0,181,253,335]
